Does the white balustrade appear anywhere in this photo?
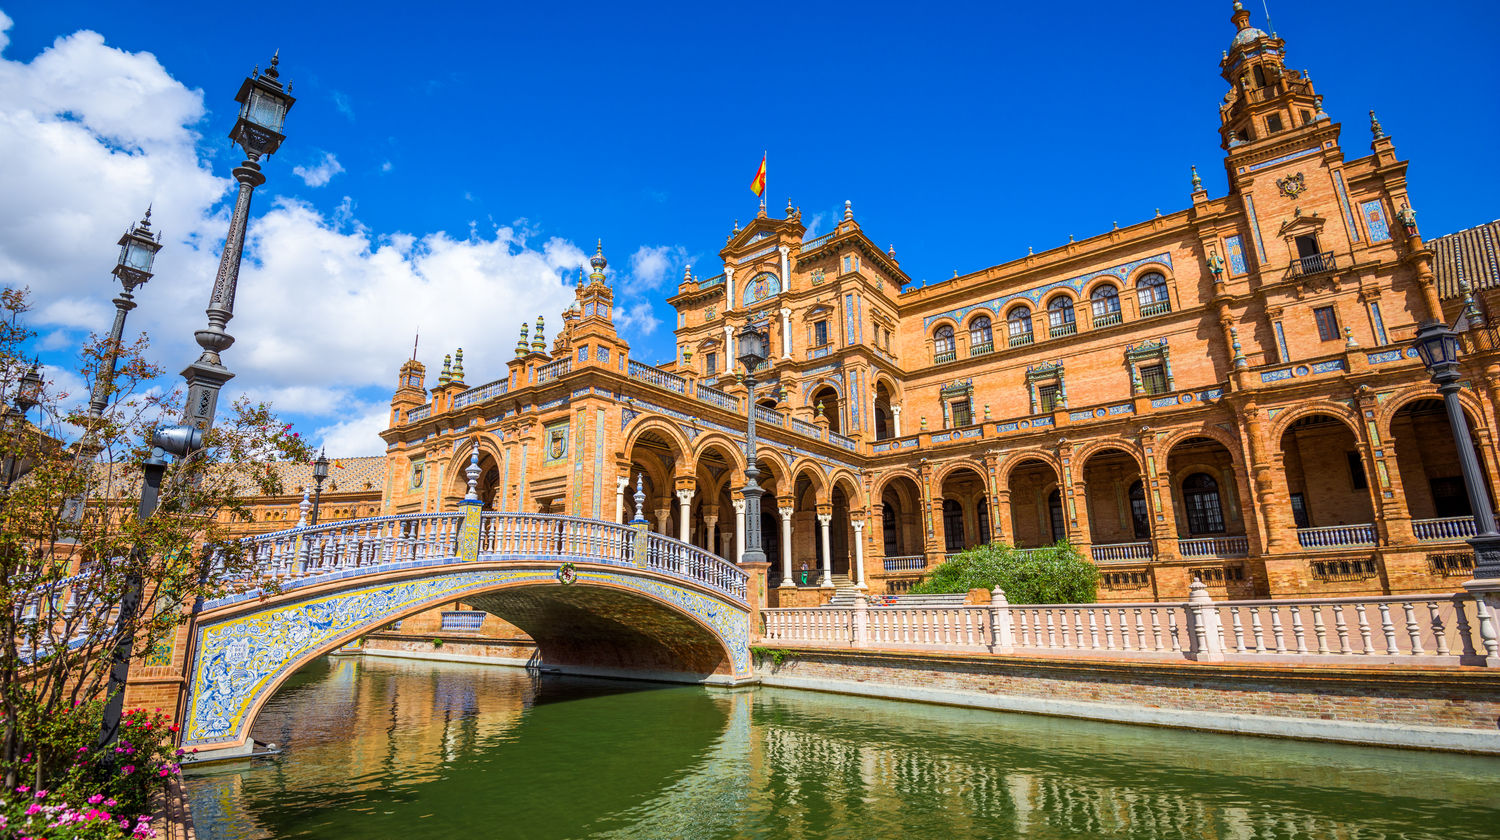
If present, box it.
[1090,542,1153,564]
[1177,536,1249,557]
[536,358,572,383]
[1412,517,1478,542]
[627,360,687,394]
[695,382,739,412]
[882,555,926,572]
[1296,524,1376,548]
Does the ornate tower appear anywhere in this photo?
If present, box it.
[1217,1,1323,156]
[391,357,426,427]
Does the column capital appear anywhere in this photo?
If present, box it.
[615,475,630,491]
[779,307,791,316]
[852,519,865,532]
[815,503,833,517]
[731,497,746,514]
[675,487,695,504]
[891,405,903,415]
[778,504,794,520]
[816,512,833,526]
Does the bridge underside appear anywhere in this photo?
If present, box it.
[466,585,731,679]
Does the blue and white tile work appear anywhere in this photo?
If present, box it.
[1361,200,1391,243]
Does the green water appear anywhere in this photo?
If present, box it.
[184,656,1500,840]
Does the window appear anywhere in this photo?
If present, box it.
[1139,363,1169,396]
[1182,473,1226,535]
[1129,481,1150,539]
[1300,109,1312,125]
[1290,492,1310,529]
[950,399,972,428]
[704,352,717,375]
[943,499,965,551]
[933,324,955,360]
[1137,272,1170,314]
[977,498,991,545]
[1047,296,1076,336]
[1314,306,1340,341]
[813,320,829,346]
[1037,383,1061,413]
[969,316,993,352]
[1266,113,1284,133]
[1346,451,1368,490]
[1091,285,1121,326]
[1253,65,1267,87]
[1047,490,1066,543]
[882,503,899,555]
[1008,306,1034,345]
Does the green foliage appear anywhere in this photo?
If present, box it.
[432,638,444,648]
[907,542,1098,604]
[750,647,795,667]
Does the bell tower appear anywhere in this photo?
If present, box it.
[1217,2,1324,157]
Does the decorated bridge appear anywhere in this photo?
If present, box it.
[175,493,753,757]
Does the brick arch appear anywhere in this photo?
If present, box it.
[691,433,746,474]
[1126,261,1174,284]
[1043,288,1080,306]
[828,469,866,510]
[1158,424,1243,463]
[963,307,998,328]
[620,415,693,462]
[1074,440,1146,473]
[932,458,990,489]
[928,317,960,337]
[872,373,903,402]
[789,458,828,501]
[1083,275,1124,298]
[999,449,1064,484]
[872,467,924,501]
[1268,402,1362,442]
[445,433,507,502]
[1376,384,1488,440]
[1002,299,1034,320]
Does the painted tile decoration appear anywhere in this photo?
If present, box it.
[1243,195,1267,261]
[1367,350,1403,365]
[184,566,751,748]
[1224,235,1247,275]
[1333,171,1360,243]
[1273,320,1290,363]
[922,253,1173,331]
[1368,301,1389,346]
[1361,200,1391,243]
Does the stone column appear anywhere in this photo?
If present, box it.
[851,514,867,589]
[654,504,672,536]
[732,497,747,563]
[778,244,790,288]
[614,476,629,524]
[817,506,834,588]
[779,307,793,358]
[703,511,719,555]
[675,487,694,543]
[892,405,903,437]
[779,503,795,587]
[722,325,733,374]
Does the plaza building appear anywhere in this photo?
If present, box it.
[368,4,1500,605]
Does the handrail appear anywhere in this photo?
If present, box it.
[536,358,572,383]
[1178,536,1250,557]
[628,359,687,394]
[1090,542,1152,563]
[1296,523,1376,548]
[1412,517,1477,542]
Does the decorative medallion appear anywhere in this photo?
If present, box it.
[810,268,826,286]
[557,562,578,585]
[704,306,716,320]
[1276,172,1306,199]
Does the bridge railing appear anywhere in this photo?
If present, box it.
[229,511,748,605]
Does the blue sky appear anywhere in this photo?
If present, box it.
[3,1,1497,455]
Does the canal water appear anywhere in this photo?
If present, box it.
[184,656,1500,840]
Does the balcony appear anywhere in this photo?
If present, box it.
[1296,523,1376,549]
[969,341,994,357]
[1090,541,1153,564]
[1092,311,1122,328]
[1009,332,1034,348]
[882,555,926,572]
[1139,300,1172,317]
[1412,516,1477,542]
[1049,322,1077,338]
[1288,251,1337,278]
[933,348,956,364]
[1178,536,1249,558]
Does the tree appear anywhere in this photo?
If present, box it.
[0,287,308,791]
[907,541,1098,604]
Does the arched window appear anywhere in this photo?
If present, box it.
[1047,489,1066,543]
[934,324,956,361]
[1138,272,1171,315]
[942,499,965,551]
[969,316,993,354]
[1129,480,1149,539]
[882,503,899,555]
[1091,285,1122,326]
[1008,306,1034,346]
[1048,296,1076,336]
[1183,473,1226,535]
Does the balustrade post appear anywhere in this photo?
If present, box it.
[852,590,869,648]
[989,586,1014,653]
[1186,579,1223,662]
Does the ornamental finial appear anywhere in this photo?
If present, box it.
[632,474,647,522]
[1191,164,1202,191]
[532,316,546,352]
[844,199,853,221]
[297,488,311,528]
[1369,109,1386,140]
[464,446,481,501]
[589,240,608,282]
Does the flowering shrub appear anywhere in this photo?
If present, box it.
[0,702,180,838]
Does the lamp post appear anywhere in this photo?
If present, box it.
[2,359,44,495]
[737,324,769,567]
[100,53,294,748]
[1411,319,1500,578]
[311,448,329,525]
[88,210,163,419]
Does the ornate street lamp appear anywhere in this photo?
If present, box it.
[737,323,769,567]
[311,448,330,525]
[101,53,293,748]
[1411,319,1500,579]
[89,209,162,418]
[2,359,44,493]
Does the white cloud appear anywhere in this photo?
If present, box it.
[313,402,390,457]
[291,151,344,187]
[331,90,354,121]
[614,301,661,337]
[628,244,688,289]
[802,212,828,240]
[0,15,589,457]
[380,160,392,173]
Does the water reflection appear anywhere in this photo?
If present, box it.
[186,657,1500,840]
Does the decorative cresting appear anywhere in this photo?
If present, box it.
[184,510,752,752]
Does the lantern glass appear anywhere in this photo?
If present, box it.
[243,86,288,133]
[737,325,767,369]
[16,364,42,411]
[313,451,330,482]
[119,237,158,273]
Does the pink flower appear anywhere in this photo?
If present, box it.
[121,764,135,775]
[33,790,46,799]
[16,785,29,793]
[88,795,104,805]
[158,768,169,777]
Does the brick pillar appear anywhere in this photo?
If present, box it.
[1238,402,1287,553]
[1140,430,1182,561]
[984,450,1005,544]
[1357,390,1411,546]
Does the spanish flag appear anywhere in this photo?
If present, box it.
[750,153,766,197]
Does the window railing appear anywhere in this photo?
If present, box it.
[1009,332,1034,347]
[1091,542,1153,563]
[1049,321,1077,338]
[970,341,994,357]
[1140,300,1172,317]
[1092,311,1122,328]
[1178,536,1249,558]
[1288,251,1336,278]
[933,349,956,364]
[882,555,926,572]
[1296,523,1376,548]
